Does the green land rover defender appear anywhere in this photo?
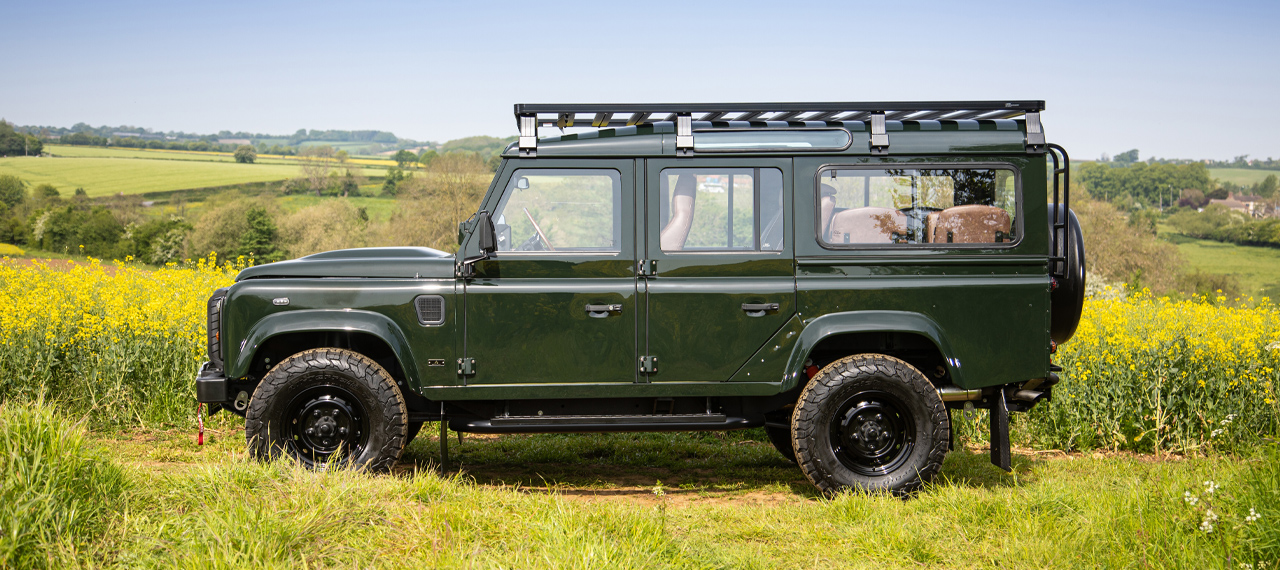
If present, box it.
[196,101,1085,494]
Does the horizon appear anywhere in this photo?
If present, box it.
[2,0,1277,161]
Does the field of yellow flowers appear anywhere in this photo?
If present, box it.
[1,259,1278,451]
[1027,288,1280,453]
[0,257,238,426]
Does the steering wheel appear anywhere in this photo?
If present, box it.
[522,208,556,251]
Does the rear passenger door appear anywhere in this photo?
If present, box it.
[640,158,795,382]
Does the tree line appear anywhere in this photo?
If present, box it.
[0,121,43,157]
[0,151,494,264]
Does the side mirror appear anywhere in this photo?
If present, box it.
[477,211,497,253]
[516,177,530,190]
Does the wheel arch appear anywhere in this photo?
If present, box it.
[229,309,421,389]
[783,310,964,392]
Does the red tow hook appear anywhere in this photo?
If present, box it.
[805,365,819,379]
[196,401,205,446]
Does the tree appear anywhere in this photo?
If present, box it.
[1258,174,1277,198]
[33,184,60,201]
[381,167,406,196]
[1113,149,1140,164]
[1178,188,1208,209]
[393,149,417,168]
[418,149,438,168]
[298,146,336,196]
[234,145,257,164]
[0,175,26,209]
[237,207,283,262]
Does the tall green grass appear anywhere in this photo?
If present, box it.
[0,402,127,569]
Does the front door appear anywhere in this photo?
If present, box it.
[641,158,795,382]
[464,159,637,384]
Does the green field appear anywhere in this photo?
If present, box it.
[1208,168,1280,186]
[0,155,304,197]
[46,144,307,166]
[1164,233,1280,298]
[1,148,390,196]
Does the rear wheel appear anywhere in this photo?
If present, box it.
[245,348,408,471]
[792,354,949,495]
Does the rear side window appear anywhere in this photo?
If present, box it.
[659,167,784,252]
[817,166,1018,247]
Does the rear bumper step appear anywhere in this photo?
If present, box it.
[453,413,757,434]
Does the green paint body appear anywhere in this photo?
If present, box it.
[216,121,1057,403]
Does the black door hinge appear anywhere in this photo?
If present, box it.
[457,357,476,376]
[639,355,658,374]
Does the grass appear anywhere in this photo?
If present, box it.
[4,406,1271,569]
[1161,229,1280,298]
[46,144,398,168]
[0,154,389,197]
[0,156,303,197]
[1208,168,1280,186]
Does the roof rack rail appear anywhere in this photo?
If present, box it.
[513,101,1046,156]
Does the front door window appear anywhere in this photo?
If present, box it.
[493,169,621,253]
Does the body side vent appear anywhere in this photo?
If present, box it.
[414,295,446,326]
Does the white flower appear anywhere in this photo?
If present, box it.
[1245,508,1262,523]
[1240,563,1254,570]
[1184,491,1200,505]
[1203,480,1220,494]
[1200,510,1219,533]
[1212,429,1224,437]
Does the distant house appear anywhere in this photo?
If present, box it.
[1210,192,1271,218]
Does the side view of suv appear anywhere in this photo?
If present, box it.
[196,101,1085,494]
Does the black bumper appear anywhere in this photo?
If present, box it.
[195,362,228,403]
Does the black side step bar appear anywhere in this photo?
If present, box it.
[452,413,758,434]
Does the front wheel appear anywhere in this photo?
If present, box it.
[792,354,949,495]
[245,348,408,471]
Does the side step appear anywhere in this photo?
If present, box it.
[453,413,757,434]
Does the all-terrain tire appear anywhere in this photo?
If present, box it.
[791,354,949,495]
[245,348,408,471]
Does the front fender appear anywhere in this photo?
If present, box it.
[227,309,419,385]
[782,310,963,392]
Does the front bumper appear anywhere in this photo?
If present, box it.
[195,362,228,403]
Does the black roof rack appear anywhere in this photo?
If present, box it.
[513,101,1046,156]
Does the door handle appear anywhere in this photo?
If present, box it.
[741,302,779,317]
[585,304,623,318]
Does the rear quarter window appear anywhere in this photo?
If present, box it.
[816,165,1019,248]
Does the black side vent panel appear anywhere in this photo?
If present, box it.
[414,295,446,326]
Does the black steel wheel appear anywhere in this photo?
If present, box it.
[246,348,408,471]
[792,354,948,495]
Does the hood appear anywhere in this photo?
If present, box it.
[235,247,456,281]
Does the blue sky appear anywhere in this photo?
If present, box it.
[1,0,1277,160]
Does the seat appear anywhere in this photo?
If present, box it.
[819,184,837,240]
[827,207,908,244]
[926,205,1011,243]
[660,174,697,251]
